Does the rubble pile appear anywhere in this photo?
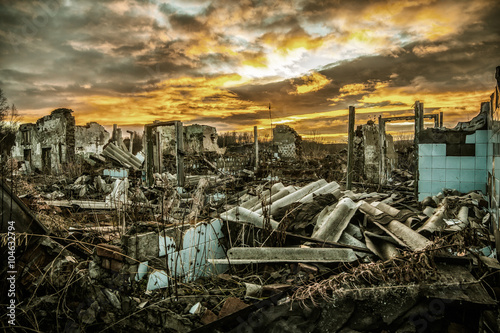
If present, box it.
[3,67,500,332]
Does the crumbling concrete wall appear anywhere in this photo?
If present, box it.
[154,123,223,156]
[11,108,75,173]
[273,124,302,159]
[362,121,380,183]
[353,121,396,184]
[75,122,110,157]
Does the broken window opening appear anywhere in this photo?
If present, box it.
[22,130,31,145]
[42,147,51,173]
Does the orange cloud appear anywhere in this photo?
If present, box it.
[20,74,263,127]
[290,72,331,95]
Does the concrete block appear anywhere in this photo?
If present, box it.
[432,169,446,181]
[432,144,446,156]
[446,157,461,169]
[476,143,487,157]
[446,169,460,181]
[476,130,488,143]
[419,144,433,156]
[476,157,487,170]
[123,232,159,263]
[461,157,475,170]
[432,156,445,169]
[465,133,476,144]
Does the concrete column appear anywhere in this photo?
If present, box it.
[254,126,258,170]
[414,101,421,199]
[346,106,355,190]
[378,116,387,185]
[145,126,154,186]
[439,112,443,127]
[175,121,185,188]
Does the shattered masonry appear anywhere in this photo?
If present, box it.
[11,108,109,173]
[273,124,302,158]
[3,67,500,332]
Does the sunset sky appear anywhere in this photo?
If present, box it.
[1,0,499,141]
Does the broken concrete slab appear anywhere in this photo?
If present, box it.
[312,197,360,243]
[255,179,328,215]
[215,247,358,264]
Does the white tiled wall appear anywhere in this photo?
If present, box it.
[418,130,488,201]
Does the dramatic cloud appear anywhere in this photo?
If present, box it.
[0,0,499,141]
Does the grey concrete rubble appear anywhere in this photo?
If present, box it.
[3,67,500,333]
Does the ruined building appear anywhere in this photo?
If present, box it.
[75,122,110,157]
[152,122,222,156]
[144,121,224,180]
[273,124,302,158]
[11,108,109,173]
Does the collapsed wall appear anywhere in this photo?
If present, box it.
[75,122,110,157]
[353,120,396,184]
[154,123,223,156]
[273,124,302,159]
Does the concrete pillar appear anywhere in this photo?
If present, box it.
[378,116,387,185]
[414,101,422,199]
[145,126,154,186]
[175,121,185,188]
[254,126,258,170]
[346,106,355,190]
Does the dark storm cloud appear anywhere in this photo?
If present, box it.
[0,0,499,137]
